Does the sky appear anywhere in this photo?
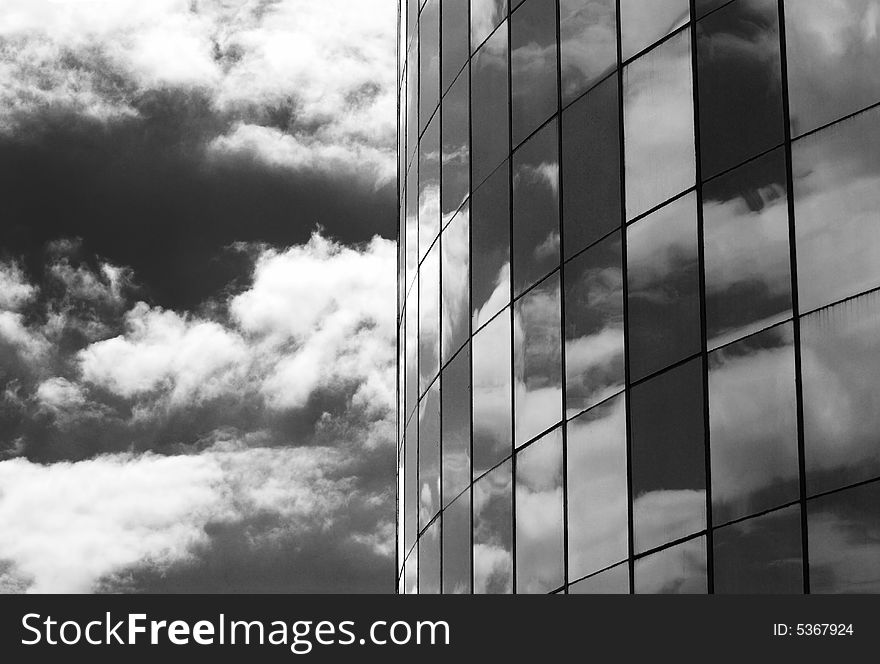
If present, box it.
[0,0,399,593]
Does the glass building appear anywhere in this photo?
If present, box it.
[396,0,880,593]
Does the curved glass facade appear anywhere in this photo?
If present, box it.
[397,0,880,593]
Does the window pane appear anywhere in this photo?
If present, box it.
[472,21,509,186]
[418,519,441,593]
[418,114,441,262]
[406,36,419,166]
[714,506,803,594]
[634,537,708,594]
[397,443,405,568]
[474,459,513,593]
[623,29,695,220]
[709,324,799,524]
[512,119,560,297]
[567,394,629,580]
[703,148,792,349]
[472,0,508,51]
[443,490,472,593]
[515,428,564,593]
[620,0,690,61]
[564,231,625,417]
[514,273,563,447]
[471,161,511,327]
[560,0,617,105]
[784,0,880,137]
[405,165,419,294]
[696,0,783,178]
[441,0,469,93]
[808,482,880,594]
[405,290,418,421]
[802,291,880,496]
[419,379,440,529]
[442,343,471,505]
[472,310,512,477]
[441,205,470,365]
[631,358,706,553]
[793,106,880,313]
[419,0,440,134]
[405,415,419,553]
[419,243,440,395]
[441,69,470,219]
[404,547,418,593]
[561,74,621,258]
[511,0,558,146]
[569,563,629,594]
[627,192,701,380]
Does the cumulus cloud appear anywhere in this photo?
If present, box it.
[0,0,396,186]
[0,232,397,592]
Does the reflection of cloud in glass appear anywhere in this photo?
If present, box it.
[635,536,707,594]
[801,291,880,494]
[620,0,689,60]
[472,311,512,475]
[513,275,562,447]
[441,205,470,364]
[471,0,508,50]
[785,0,880,136]
[418,245,440,394]
[708,325,799,523]
[623,30,695,220]
[567,395,628,579]
[560,0,617,103]
[473,461,513,594]
[793,105,880,313]
[516,429,564,593]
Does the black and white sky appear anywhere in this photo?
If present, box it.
[0,0,398,593]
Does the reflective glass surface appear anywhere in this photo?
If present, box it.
[442,343,471,505]
[441,205,470,365]
[709,324,799,524]
[472,0,509,51]
[561,75,621,258]
[473,460,514,593]
[713,506,803,594]
[567,394,629,580]
[802,291,880,496]
[404,415,419,554]
[418,518,441,593]
[441,70,471,219]
[623,29,696,220]
[512,120,560,297]
[634,537,708,594]
[784,0,880,137]
[696,0,783,178]
[627,192,701,380]
[404,548,418,594]
[472,310,512,477]
[418,114,441,261]
[441,0,469,93]
[564,232,624,417]
[472,21,509,186]
[514,273,563,447]
[620,0,690,61]
[419,0,440,134]
[560,0,617,104]
[418,242,440,394]
[703,148,792,349]
[631,359,706,554]
[511,0,559,146]
[569,563,629,594]
[808,481,880,594]
[442,490,472,593]
[419,379,441,529]
[471,162,511,328]
[515,428,564,593]
[793,106,880,313]
[405,289,418,421]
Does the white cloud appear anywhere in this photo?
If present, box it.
[0,0,397,185]
[0,443,356,593]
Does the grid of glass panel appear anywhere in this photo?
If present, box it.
[397,0,880,593]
